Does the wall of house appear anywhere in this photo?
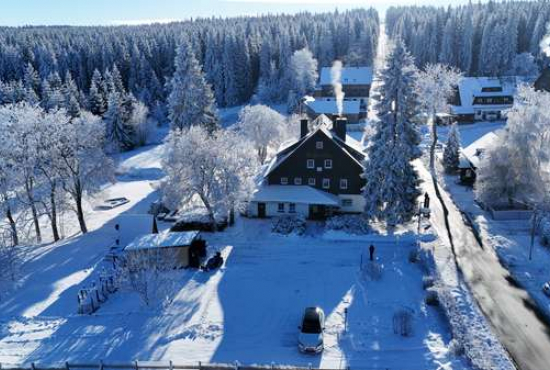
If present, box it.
[248,201,309,218]
[318,84,371,98]
[338,194,365,213]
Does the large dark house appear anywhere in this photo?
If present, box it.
[249,117,366,219]
[535,67,550,92]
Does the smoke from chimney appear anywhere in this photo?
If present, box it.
[540,23,550,58]
[331,60,345,117]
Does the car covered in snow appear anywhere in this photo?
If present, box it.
[99,197,130,210]
[298,306,325,353]
[543,282,550,298]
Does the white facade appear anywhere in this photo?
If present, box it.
[248,201,310,218]
[338,194,365,213]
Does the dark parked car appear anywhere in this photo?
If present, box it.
[298,307,325,353]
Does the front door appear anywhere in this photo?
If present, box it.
[257,203,266,218]
[309,205,326,220]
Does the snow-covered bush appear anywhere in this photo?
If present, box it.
[363,261,383,281]
[393,308,414,337]
[271,215,306,236]
[326,214,371,235]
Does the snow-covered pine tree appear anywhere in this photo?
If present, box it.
[287,48,318,112]
[88,69,106,116]
[167,44,218,131]
[105,91,134,151]
[443,123,461,172]
[363,40,421,226]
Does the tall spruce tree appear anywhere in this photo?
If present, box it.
[443,123,461,172]
[167,44,218,131]
[363,40,421,226]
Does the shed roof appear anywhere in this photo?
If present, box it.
[458,131,500,169]
[125,231,199,251]
[319,67,373,86]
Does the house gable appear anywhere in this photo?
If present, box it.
[266,129,365,195]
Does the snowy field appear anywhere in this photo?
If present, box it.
[0,219,468,370]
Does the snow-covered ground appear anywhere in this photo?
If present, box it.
[0,214,469,370]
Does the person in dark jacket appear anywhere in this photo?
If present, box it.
[203,252,224,271]
[369,244,375,261]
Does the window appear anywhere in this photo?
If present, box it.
[322,178,330,189]
[340,179,348,189]
[278,203,285,212]
[307,159,315,169]
[308,178,316,186]
[342,199,353,207]
[294,177,302,185]
[316,141,324,149]
[280,177,288,185]
[324,159,333,169]
[289,203,296,213]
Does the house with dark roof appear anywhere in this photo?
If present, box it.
[450,77,516,123]
[248,117,366,219]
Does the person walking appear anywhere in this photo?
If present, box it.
[369,244,375,261]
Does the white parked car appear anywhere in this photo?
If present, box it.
[99,197,130,210]
[298,307,325,353]
[542,282,550,298]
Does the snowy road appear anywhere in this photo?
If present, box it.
[419,164,550,370]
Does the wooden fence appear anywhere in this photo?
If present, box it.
[0,362,347,370]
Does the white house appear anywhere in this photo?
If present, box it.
[450,77,516,123]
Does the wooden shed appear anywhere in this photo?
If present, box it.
[124,231,201,269]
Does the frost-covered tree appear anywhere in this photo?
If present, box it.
[59,112,115,234]
[415,64,462,172]
[443,123,461,172]
[88,69,106,116]
[167,44,218,131]
[476,86,550,207]
[363,40,421,226]
[287,48,318,112]
[233,104,286,164]
[162,126,259,228]
[507,53,540,78]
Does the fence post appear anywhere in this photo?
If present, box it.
[31,363,36,370]
[65,362,70,370]
[99,360,104,370]
[134,360,139,370]
[198,361,202,370]
[234,361,239,370]
[169,361,173,370]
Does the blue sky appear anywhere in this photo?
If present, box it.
[0,0,478,26]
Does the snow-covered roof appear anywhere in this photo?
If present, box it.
[251,185,341,206]
[304,97,361,115]
[124,230,199,251]
[459,131,500,169]
[451,77,516,115]
[264,123,366,177]
[319,67,373,86]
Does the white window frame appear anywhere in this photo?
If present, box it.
[277,203,285,213]
[307,159,315,169]
[294,177,302,185]
[289,203,296,213]
[316,141,324,149]
[322,178,330,189]
[280,177,288,185]
[308,178,316,186]
[324,159,333,169]
[340,178,348,190]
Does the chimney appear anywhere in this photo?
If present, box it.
[300,119,309,139]
[335,117,347,142]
